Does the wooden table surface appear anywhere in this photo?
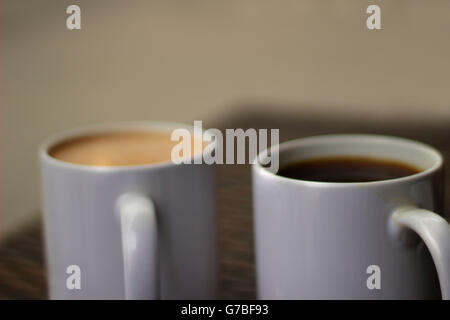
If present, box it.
[1,109,449,299]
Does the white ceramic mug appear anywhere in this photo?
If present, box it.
[40,122,218,299]
[253,134,450,299]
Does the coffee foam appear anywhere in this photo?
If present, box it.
[49,131,203,166]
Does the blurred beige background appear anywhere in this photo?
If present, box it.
[1,0,450,239]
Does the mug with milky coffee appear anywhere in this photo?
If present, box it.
[40,122,217,299]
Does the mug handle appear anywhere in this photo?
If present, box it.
[392,206,450,300]
[116,193,159,299]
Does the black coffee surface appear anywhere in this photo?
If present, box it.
[277,157,421,183]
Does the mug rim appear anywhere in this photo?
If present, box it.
[40,121,213,172]
[254,134,443,187]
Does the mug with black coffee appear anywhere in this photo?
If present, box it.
[40,122,217,299]
[253,134,450,299]
[277,157,420,183]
